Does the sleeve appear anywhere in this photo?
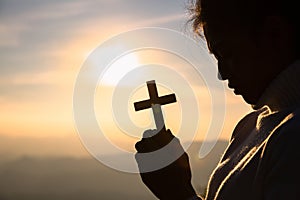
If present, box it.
[262,117,300,200]
[229,109,263,142]
[186,195,204,200]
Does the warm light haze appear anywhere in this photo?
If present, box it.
[0,1,254,199]
[0,0,251,156]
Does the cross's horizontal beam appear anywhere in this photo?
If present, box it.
[134,93,176,111]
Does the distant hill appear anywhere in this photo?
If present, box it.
[0,134,90,159]
[0,136,229,200]
[0,156,156,200]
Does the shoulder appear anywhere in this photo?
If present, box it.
[265,107,300,147]
[256,107,300,198]
[230,107,267,142]
[261,107,300,168]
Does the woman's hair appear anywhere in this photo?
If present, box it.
[188,0,300,56]
[188,0,300,39]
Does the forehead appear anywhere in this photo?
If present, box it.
[203,25,234,51]
[203,24,250,52]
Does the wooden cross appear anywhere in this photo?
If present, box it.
[134,80,177,132]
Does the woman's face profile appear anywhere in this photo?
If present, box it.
[203,24,276,105]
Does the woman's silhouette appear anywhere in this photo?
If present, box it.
[135,0,300,199]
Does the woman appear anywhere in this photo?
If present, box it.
[135,0,300,199]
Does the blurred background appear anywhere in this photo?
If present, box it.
[0,0,251,199]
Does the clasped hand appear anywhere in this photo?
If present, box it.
[135,129,197,200]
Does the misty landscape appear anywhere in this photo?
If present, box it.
[0,136,228,200]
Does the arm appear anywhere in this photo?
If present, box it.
[260,118,300,200]
[264,135,300,199]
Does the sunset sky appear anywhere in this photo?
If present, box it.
[0,0,251,156]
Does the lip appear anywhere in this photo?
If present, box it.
[233,89,241,95]
[228,82,236,89]
[228,82,241,94]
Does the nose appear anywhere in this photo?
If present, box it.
[217,72,223,80]
[217,61,231,80]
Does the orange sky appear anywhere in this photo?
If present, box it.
[0,0,252,156]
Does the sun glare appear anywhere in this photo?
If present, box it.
[100,52,140,86]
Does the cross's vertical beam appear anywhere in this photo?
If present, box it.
[146,80,165,131]
[147,80,159,101]
[152,104,165,132]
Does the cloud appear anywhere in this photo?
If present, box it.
[0,0,188,70]
[0,0,190,101]
[0,1,251,143]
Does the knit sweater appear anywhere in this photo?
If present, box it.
[202,60,300,200]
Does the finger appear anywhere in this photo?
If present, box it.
[135,139,152,153]
[135,129,155,153]
[135,137,161,153]
[136,129,175,153]
[139,129,163,152]
[142,129,158,138]
[135,140,143,152]
[151,129,174,147]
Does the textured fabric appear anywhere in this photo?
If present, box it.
[204,60,300,200]
[186,195,203,200]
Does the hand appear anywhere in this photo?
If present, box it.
[135,129,197,200]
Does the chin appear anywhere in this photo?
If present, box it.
[239,92,260,106]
